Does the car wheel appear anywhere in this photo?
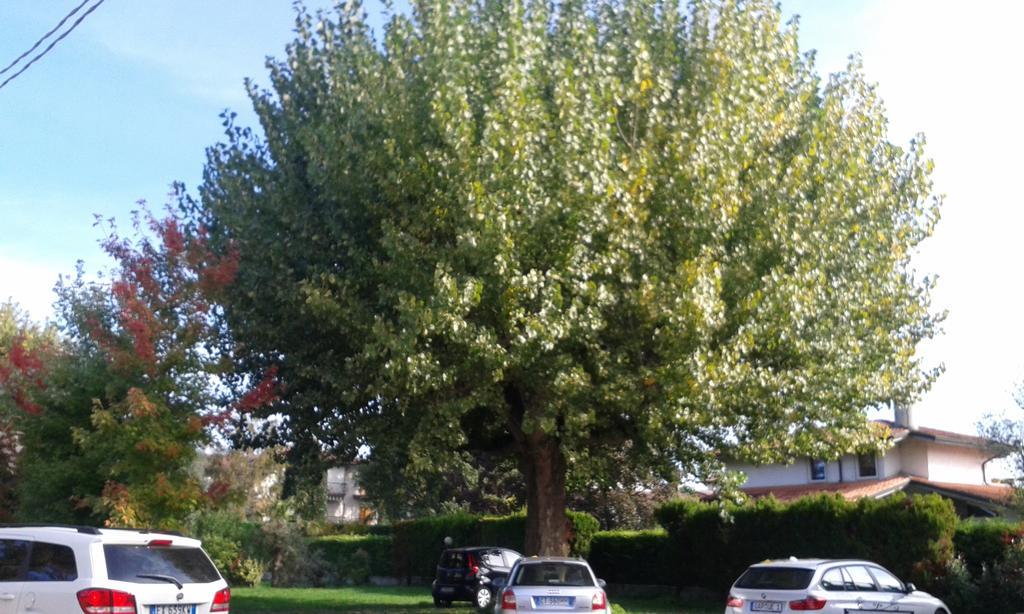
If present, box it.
[474,586,493,610]
[433,597,451,608]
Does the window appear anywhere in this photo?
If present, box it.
[513,563,593,587]
[809,458,827,481]
[104,545,220,584]
[844,565,877,591]
[0,540,29,581]
[820,568,845,591]
[26,542,77,581]
[734,567,814,590]
[440,551,466,569]
[857,453,877,477]
[868,567,904,593]
[481,550,504,568]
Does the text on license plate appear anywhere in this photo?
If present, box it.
[536,596,573,606]
[150,605,196,614]
[750,601,782,613]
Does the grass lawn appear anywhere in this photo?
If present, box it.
[231,586,721,613]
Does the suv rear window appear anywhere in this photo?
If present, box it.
[735,567,814,590]
[104,545,220,584]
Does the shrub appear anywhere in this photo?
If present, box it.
[589,530,675,586]
[310,535,393,585]
[391,511,600,581]
[655,493,958,591]
[954,519,1022,573]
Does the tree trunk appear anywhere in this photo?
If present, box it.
[520,431,570,556]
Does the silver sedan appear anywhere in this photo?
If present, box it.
[495,557,611,613]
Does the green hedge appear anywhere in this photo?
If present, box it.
[589,530,675,586]
[392,511,599,581]
[954,519,1021,573]
[309,535,393,584]
[655,493,958,591]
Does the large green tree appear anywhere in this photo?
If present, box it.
[199,0,941,553]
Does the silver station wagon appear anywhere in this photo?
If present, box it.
[496,557,610,613]
[725,558,950,614]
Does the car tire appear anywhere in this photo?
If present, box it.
[474,586,493,610]
[433,597,452,608]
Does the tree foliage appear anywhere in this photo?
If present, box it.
[198,0,940,553]
[17,204,275,527]
[0,302,56,519]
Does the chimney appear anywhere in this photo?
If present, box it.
[894,405,917,430]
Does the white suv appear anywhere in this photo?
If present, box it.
[0,524,230,614]
[724,558,948,614]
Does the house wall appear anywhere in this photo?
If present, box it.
[734,460,822,487]
[897,438,929,478]
[926,444,991,485]
[879,447,902,478]
[325,465,371,523]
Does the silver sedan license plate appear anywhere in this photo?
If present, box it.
[536,595,572,606]
[150,606,196,614]
[750,601,782,613]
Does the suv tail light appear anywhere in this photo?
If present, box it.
[77,589,137,614]
[211,587,231,612]
[789,597,827,610]
[726,595,745,608]
[592,590,607,610]
[502,588,517,610]
[467,552,479,576]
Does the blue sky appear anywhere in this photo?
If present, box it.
[2,0,1022,435]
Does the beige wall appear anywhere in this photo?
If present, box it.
[732,438,995,490]
[925,444,990,485]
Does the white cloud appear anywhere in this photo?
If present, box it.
[0,251,62,324]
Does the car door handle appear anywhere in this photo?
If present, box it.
[0,593,15,601]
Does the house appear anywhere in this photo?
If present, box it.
[727,408,1013,517]
[325,464,376,524]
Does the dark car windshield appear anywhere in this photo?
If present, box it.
[513,563,593,587]
[104,545,220,584]
[735,567,814,590]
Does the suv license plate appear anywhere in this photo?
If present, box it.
[150,606,197,614]
[750,601,782,612]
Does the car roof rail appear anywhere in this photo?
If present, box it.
[103,526,184,537]
[0,523,102,535]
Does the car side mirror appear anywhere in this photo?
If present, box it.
[904,582,916,593]
[598,579,607,589]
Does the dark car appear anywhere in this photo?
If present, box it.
[432,546,522,609]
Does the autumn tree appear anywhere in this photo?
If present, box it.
[0,302,55,519]
[198,0,941,554]
[17,202,274,528]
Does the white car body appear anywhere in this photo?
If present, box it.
[724,558,949,614]
[496,556,611,613]
[0,525,230,614]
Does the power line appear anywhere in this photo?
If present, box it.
[0,0,93,76]
[0,0,107,92]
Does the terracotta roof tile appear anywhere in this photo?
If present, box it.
[909,477,1014,503]
[873,420,1000,449]
[739,476,912,502]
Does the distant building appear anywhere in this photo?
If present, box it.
[325,464,376,524]
[725,408,1013,517]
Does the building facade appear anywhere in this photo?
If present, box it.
[727,409,1012,517]
[325,464,376,524]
